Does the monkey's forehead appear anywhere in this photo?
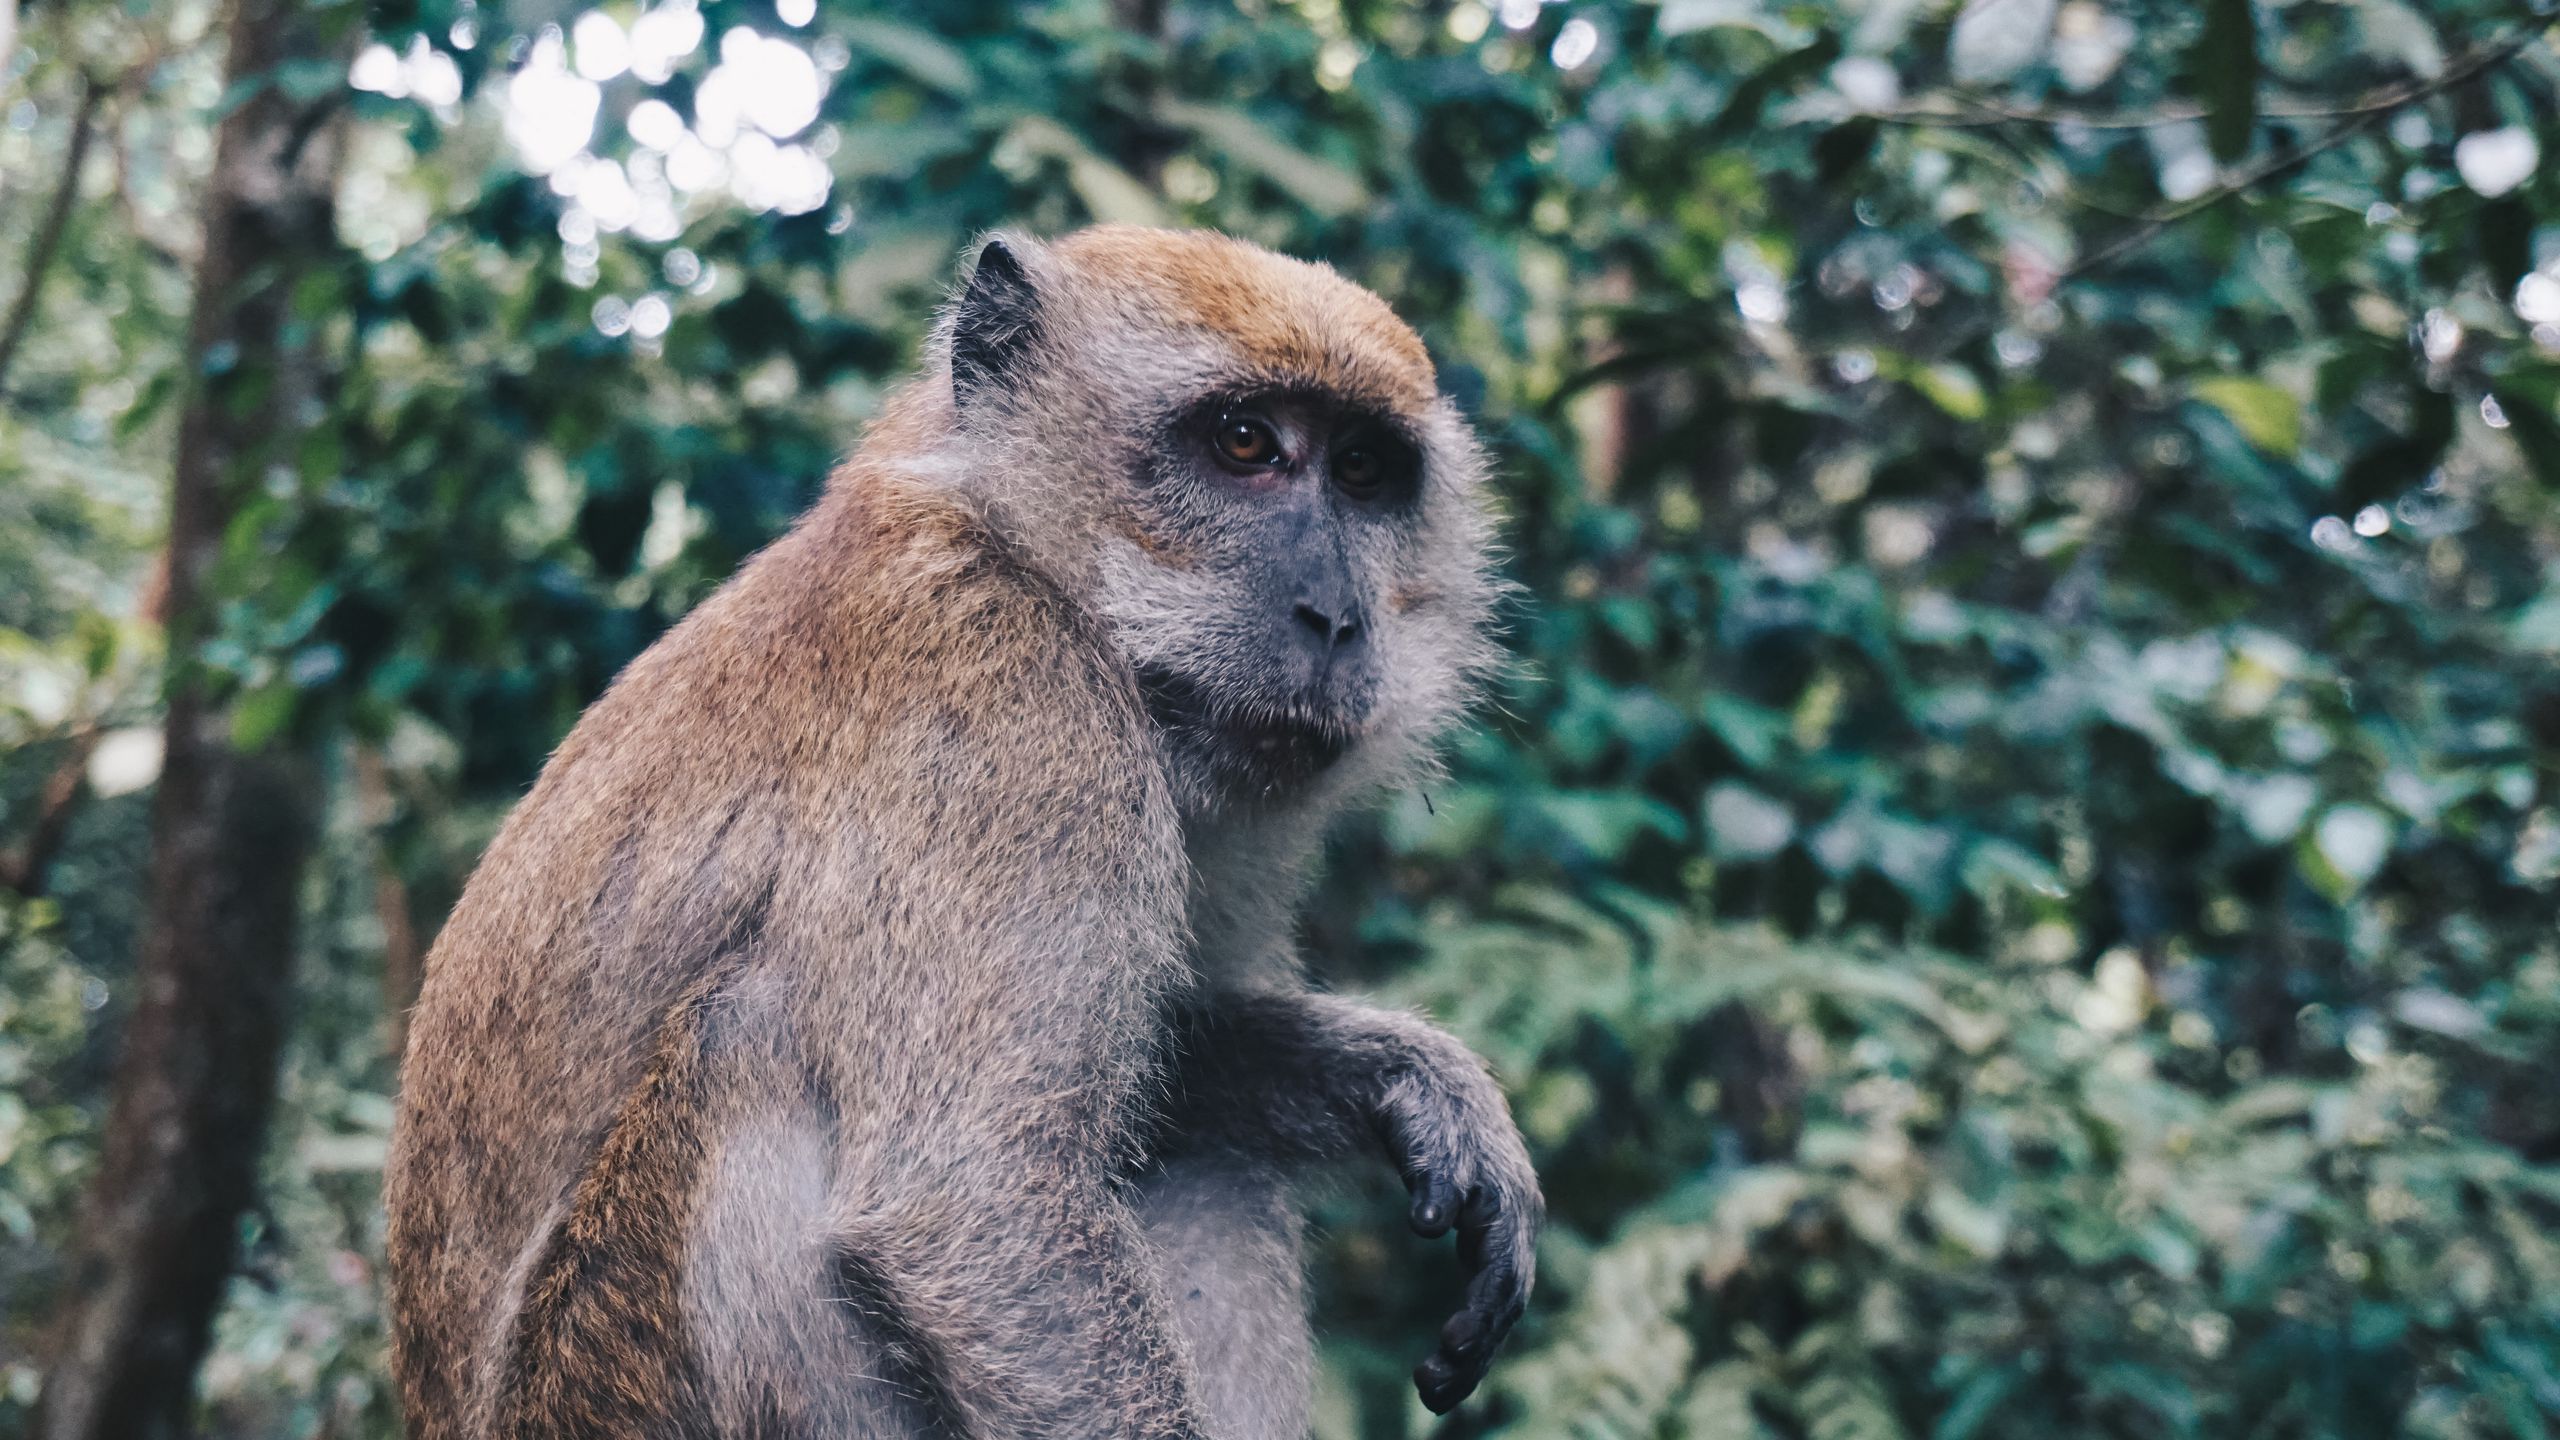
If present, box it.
[1048,226,1439,414]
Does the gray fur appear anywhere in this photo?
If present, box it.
[383,228,1537,1440]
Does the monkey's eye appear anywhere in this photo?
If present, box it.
[1333,446,1387,499]
[1212,415,1285,470]
[1330,432,1416,503]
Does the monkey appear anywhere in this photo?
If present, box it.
[383,225,1540,1440]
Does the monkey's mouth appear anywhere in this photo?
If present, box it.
[1136,668,1358,785]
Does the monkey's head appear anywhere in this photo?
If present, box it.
[921,226,1502,816]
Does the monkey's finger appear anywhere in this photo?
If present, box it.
[1453,1186,1501,1267]
[1438,1304,1490,1358]
[1414,1311,1508,1413]
[1413,1259,1527,1414]
[1408,1173,1461,1238]
[1414,1350,1486,1415]
[1459,1264,1529,1355]
[1454,1246,1530,1351]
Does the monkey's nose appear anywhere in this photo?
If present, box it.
[1293,599,1367,658]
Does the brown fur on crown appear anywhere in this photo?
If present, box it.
[1044,226,1439,413]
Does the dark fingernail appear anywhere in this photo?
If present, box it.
[1409,1176,1459,1236]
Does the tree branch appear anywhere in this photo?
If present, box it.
[0,72,108,401]
[0,724,102,900]
[1869,26,2547,134]
[353,746,425,1060]
[2054,28,2545,287]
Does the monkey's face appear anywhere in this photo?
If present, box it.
[1091,370,1501,816]
[939,228,1502,813]
[1116,387,1422,798]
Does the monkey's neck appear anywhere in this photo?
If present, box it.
[1179,807,1326,984]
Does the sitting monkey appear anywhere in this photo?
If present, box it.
[384,226,1541,1440]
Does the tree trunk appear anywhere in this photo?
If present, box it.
[354,745,426,1061]
[31,0,345,1435]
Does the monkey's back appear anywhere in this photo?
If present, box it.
[382,468,1176,1439]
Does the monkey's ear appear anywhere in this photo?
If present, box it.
[952,238,1041,406]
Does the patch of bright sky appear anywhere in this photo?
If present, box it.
[505,33,599,174]
[349,35,465,112]
[351,0,836,257]
[344,4,1845,338]
[629,1,707,83]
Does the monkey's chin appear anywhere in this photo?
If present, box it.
[1136,668,1360,800]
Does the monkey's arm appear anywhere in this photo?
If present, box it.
[808,897,1215,1440]
[755,553,1220,1440]
[1159,989,1541,1413]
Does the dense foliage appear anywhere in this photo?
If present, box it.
[6,0,2560,1435]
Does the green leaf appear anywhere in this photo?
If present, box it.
[833,18,978,98]
[229,683,299,751]
[1711,32,1843,141]
[1935,1365,2024,1440]
[2501,398,2560,491]
[1702,694,1790,768]
[1814,119,1879,183]
[1908,362,1988,421]
[2196,0,2259,163]
[1960,839,2066,900]
[998,118,1169,227]
[1532,790,1691,860]
[2482,196,2534,289]
[2335,386,2452,509]
[271,57,348,104]
[2190,376,2299,456]
[1157,100,1369,218]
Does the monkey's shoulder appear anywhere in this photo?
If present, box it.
[390,471,1184,1172]
[540,479,1147,783]
[468,474,1172,907]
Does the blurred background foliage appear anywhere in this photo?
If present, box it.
[5,0,2560,1435]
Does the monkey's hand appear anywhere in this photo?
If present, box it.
[1156,990,1541,1412]
[1372,1039,1543,1414]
